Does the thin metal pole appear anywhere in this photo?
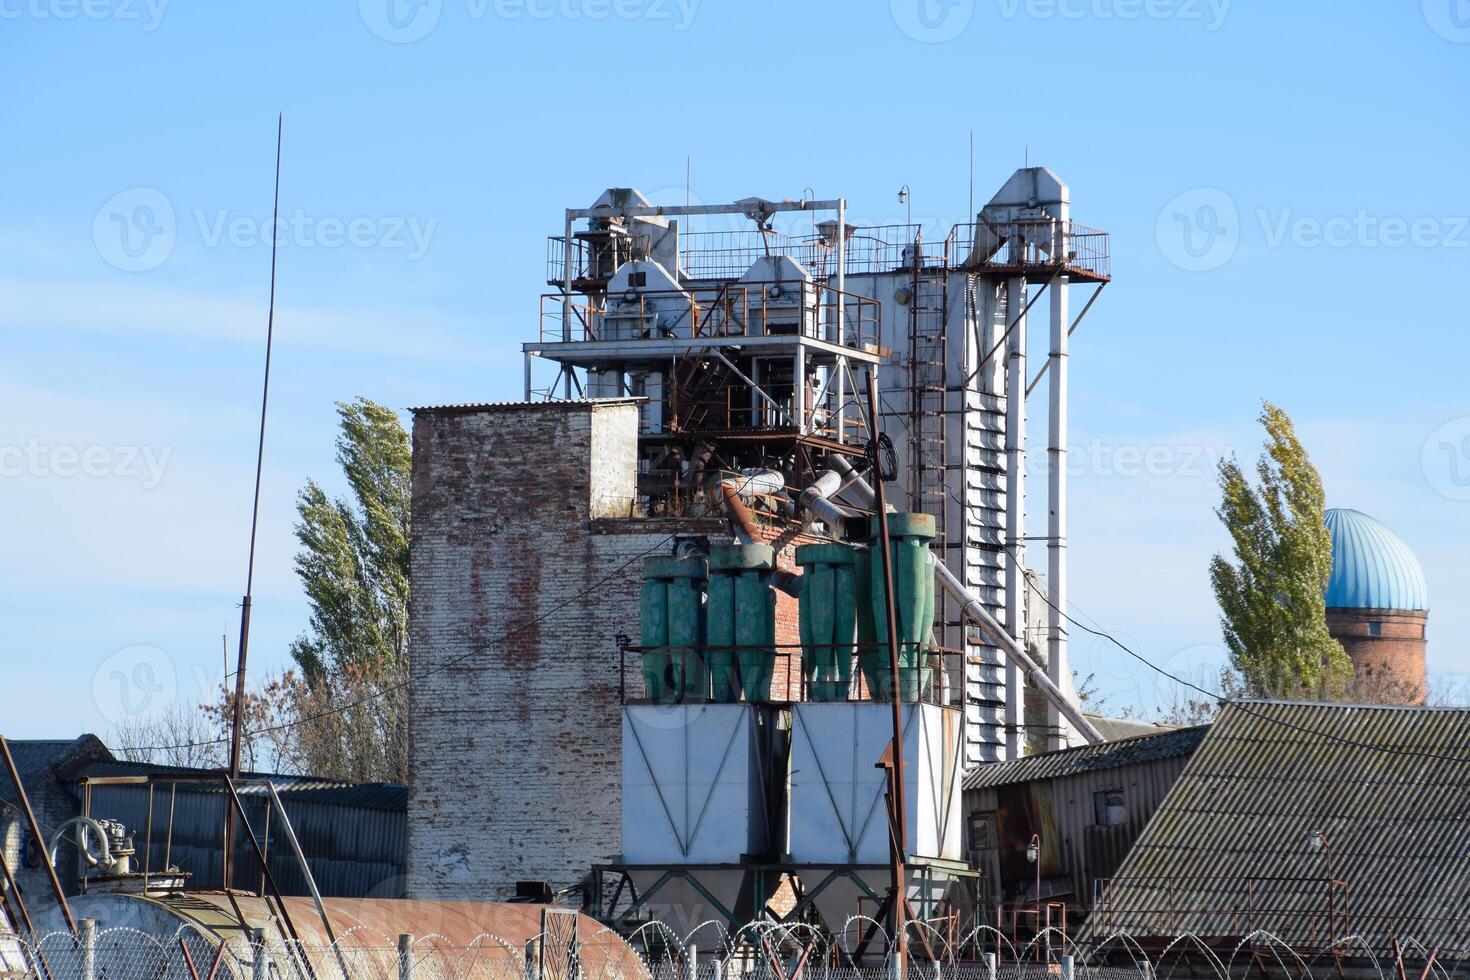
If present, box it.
[258,781,340,948]
[226,112,284,886]
[0,736,75,934]
[865,366,906,980]
[164,781,176,872]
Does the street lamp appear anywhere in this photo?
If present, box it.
[1306,830,1336,943]
[1026,834,1042,956]
[897,185,911,229]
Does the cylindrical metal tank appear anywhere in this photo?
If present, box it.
[706,544,775,702]
[868,513,936,701]
[796,543,857,701]
[30,893,647,980]
[640,555,708,703]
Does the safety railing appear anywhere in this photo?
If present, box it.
[616,642,968,709]
[538,284,881,353]
[949,219,1111,282]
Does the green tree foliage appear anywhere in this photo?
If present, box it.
[285,397,411,781]
[291,398,411,681]
[1209,402,1351,698]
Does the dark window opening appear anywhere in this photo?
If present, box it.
[1368,621,1383,637]
[1094,789,1127,827]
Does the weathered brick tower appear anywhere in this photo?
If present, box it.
[1323,508,1430,704]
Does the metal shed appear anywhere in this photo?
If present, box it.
[963,725,1207,926]
[72,761,406,899]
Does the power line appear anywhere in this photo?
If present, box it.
[871,396,1470,764]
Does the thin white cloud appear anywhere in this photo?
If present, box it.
[0,276,496,362]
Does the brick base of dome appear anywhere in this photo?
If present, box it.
[1326,607,1428,705]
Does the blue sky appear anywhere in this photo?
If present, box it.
[3,1,1468,739]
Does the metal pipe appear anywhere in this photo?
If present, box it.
[1046,272,1071,751]
[836,198,847,355]
[257,781,341,952]
[1003,277,1027,759]
[710,477,803,598]
[0,735,76,934]
[220,777,323,980]
[797,470,853,531]
[928,554,1102,743]
[821,456,1101,743]
[46,817,113,871]
[865,366,907,980]
[567,199,843,221]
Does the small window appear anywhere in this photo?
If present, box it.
[1094,789,1127,827]
[1368,621,1383,637]
[628,271,647,287]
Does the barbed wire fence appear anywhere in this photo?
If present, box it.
[2,920,1465,980]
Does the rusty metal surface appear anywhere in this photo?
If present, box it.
[160,894,645,974]
[1084,700,1470,953]
[963,726,1207,791]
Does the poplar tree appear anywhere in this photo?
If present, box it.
[1209,401,1351,698]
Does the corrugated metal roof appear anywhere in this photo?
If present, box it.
[0,735,111,802]
[73,760,406,811]
[963,725,1208,791]
[1084,700,1470,953]
[1324,508,1429,611]
[409,398,642,414]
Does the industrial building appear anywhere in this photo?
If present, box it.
[406,171,1118,953]
[0,737,406,901]
[963,724,1208,932]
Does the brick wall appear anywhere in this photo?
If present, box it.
[1327,607,1428,705]
[407,400,720,898]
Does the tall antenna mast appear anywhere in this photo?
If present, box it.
[223,113,283,885]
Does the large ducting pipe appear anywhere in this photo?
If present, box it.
[819,455,1102,745]
[711,472,803,598]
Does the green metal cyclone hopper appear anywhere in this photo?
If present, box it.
[707,544,776,702]
[796,543,858,701]
[640,555,708,703]
[853,545,880,696]
[868,513,937,701]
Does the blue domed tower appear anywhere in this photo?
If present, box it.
[1323,508,1429,703]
